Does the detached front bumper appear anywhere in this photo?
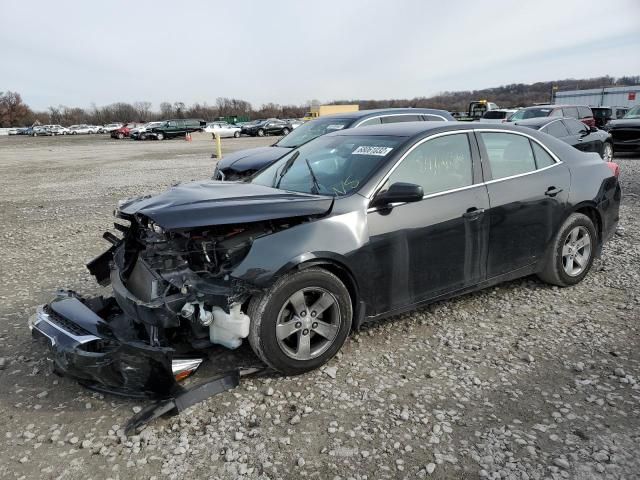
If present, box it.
[29,295,185,398]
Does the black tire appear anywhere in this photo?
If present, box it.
[233,131,240,138]
[282,128,290,135]
[248,267,352,375]
[537,213,597,287]
[72,131,77,135]
[257,129,265,137]
[117,132,124,139]
[156,132,164,140]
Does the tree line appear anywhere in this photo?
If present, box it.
[1,75,638,127]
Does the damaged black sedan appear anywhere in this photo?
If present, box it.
[31,123,621,402]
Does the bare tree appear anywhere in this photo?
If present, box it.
[0,91,33,127]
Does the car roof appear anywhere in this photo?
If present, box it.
[318,108,452,120]
[514,116,582,128]
[328,121,543,138]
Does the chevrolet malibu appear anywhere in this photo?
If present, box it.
[30,123,620,398]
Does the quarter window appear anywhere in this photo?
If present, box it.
[563,118,588,135]
[384,134,473,196]
[531,142,556,169]
[542,120,569,138]
[480,132,536,180]
[578,106,592,119]
[562,106,579,119]
[423,114,446,121]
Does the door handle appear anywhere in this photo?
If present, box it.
[462,207,485,219]
[545,186,563,197]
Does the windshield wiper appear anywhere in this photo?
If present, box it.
[305,159,320,195]
[274,151,300,188]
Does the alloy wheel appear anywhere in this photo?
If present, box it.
[275,287,341,360]
[602,143,613,162]
[562,226,592,277]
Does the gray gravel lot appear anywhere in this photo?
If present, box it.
[0,134,638,480]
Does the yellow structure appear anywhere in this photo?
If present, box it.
[304,104,359,120]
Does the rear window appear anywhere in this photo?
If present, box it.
[592,108,611,119]
[509,108,554,121]
[577,106,593,119]
[542,120,570,138]
[380,115,423,123]
[483,111,508,119]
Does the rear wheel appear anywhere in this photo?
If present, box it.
[117,132,124,139]
[248,268,352,375]
[538,213,596,287]
[234,131,240,138]
[602,142,613,162]
[282,128,290,135]
[156,132,164,140]
[257,129,265,137]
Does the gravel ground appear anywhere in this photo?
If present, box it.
[0,134,638,480]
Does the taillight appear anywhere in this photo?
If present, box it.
[606,162,620,178]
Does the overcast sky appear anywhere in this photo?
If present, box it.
[2,0,639,111]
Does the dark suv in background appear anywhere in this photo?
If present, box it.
[592,106,629,128]
[508,105,595,127]
[214,108,456,180]
[147,119,206,140]
[241,119,292,137]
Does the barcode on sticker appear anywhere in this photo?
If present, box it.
[352,146,393,156]
[326,124,345,130]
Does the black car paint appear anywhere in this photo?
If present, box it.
[240,119,291,137]
[33,122,620,401]
[604,118,640,153]
[215,108,456,180]
[514,117,612,158]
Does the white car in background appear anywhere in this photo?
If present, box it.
[48,125,70,135]
[68,124,93,135]
[130,122,164,140]
[103,123,123,132]
[205,122,241,138]
[479,109,518,123]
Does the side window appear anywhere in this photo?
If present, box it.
[563,119,587,135]
[480,132,536,180]
[616,109,628,119]
[542,120,569,138]
[563,106,579,119]
[167,121,176,127]
[380,115,422,123]
[357,117,381,127]
[531,141,556,169]
[423,114,445,121]
[550,109,563,117]
[578,106,592,119]
[384,134,473,196]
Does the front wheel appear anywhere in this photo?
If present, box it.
[156,132,164,140]
[248,268,352,375]
[601,142,613,162]
[538,213,597,287]
[257,129,265,137]
[117,132,124,139]
[282,128,290,135]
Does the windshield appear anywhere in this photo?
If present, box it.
[276,118,352,148]
[252,135,403,196]
[623,105,640,119]
[509,108,553,121]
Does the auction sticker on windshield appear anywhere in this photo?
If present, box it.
[352,146,394,156]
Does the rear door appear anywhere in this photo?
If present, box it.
[477,131,570,278]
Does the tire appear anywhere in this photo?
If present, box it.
[156,132,164,141]
[72,131,77,135]
[140,134,146,141]
[248,267,352,375]
[117,133,124,139]
[234,131,240,138]
[282,128,290,135]
[33,133,38,137]
[257,129,265,137]
[601,142,613,162]
[537,213,597,287]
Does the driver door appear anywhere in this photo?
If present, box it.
[366,132,490,314]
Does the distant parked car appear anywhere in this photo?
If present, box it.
[31,126,53,136]
[8,127,25,135]
[130,122,164,140]
[241,119,292,137]
[515,117,614,161]
[204,122,242,138]
[103,123,124,132]
[68,124,93,135]
[479,109,518,123]
[603,104,640,153]
[591,107,629,128]
[215,108,456,180]
[48,125,70,135]
[508,105,595,128]
[111,123,143,139]
[145,119,206,140]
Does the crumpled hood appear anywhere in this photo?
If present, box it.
[216,146,292,174]
[119,181,333,230]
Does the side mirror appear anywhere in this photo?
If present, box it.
[372,182,424,207]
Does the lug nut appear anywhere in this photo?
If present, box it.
[302,329,309,335]
[311,311,317,317]
[301,311,306,317]
[295,322,302,328]
[312,322,318,329]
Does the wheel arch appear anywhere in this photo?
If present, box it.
[567,202,603,250]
